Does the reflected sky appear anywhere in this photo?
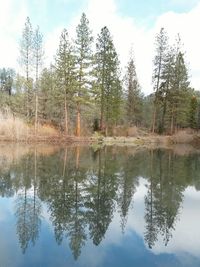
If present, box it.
[0,145,199,267]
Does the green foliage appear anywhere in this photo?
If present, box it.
[188,96,198,129]
[75,13,93,100]
[94,26,123,133]
[0,16,198,135]
[152,30,191,134]
[124,51,143,126]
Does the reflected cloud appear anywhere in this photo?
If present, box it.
[0,146,199,266]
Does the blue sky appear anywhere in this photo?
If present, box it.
[25,0,200,31]
[0,0,200,94]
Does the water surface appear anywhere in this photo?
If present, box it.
[0,144,199,267]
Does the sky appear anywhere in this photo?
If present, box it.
[0,0,200,95]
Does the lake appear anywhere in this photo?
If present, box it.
[0,144,199,267]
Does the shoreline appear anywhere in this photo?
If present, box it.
[0,132,199,148]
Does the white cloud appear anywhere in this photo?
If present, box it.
[44,27,63,65]
[0,0,28,70]
[51,0,154,94]
[0,0,200,95]
[52,0,200,94]
[151,186,200,258]
[153,3,200,91]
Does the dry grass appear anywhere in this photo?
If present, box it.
[112,126,148,137]
[36,124,59,137]
[0,112,29,140]
[0,111,61,141]
[172,129,195,144]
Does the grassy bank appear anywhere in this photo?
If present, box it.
[0,113,200,146]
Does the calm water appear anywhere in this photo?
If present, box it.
[0,144,200,267]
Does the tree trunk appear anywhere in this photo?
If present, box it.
[105,125,108,137]
[34,92,38,136]
[76,103,81,137]
[161,99,167,133]
[62,147,67,177]
[170,109,174,135]
[100,109,104,131]
[64,96,68,136]
[152,105,157,133]
[76,146,80,169]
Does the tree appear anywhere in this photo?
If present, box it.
[124,50,142,126]
[95,26,122,135]
[158,46,175,133]
[55,29,76,135]
[33,26,44,135]
[39,66,57,124]
[0,68,15,96]
[152,28,169,133]
[74,13,93,136]
[188,95,198,129]
[167,36,191,133]
[19,17,34,119]
[86,149,117,245]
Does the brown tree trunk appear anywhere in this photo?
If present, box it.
[152,105,157,133]
[100,110,104,131]
[76,102,81,137]
[34,92,38,136]
[76,146,80,169]
[64,96,68,136]
[170,109,174,135]
[105,125,108,137]
[62,147,68,177]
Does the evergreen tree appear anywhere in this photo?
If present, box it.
[158,47,175,133]
[188,95,198,129]
[152,28,169,133]
[55,29,76,135]
[168,36,191,133]
[74,13,93,136]
[0,68,15,96]
[19,17,34,119]
[33,26,44,134]
[39,66,58,124]
[95,26,122,135]
[124,50,142,126]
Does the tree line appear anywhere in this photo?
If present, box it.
[0,14,199,136]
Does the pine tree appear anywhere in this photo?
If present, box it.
[95,26,122,135]
[152,28,169,133]
[124,50,142,126]
[158,47,175,133]
[39,66,58,125]
[0,68,15,96]
[55,29,76,135]
[74,13,93,136]
[33,26,44,135]
[168,35,191,133]
[19,17,34,119]
[188,96,198,129]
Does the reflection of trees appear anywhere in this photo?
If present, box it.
[0,172,15,197]
[86,148,118,245]
[15,192,41,253]
[15,149,42,254]
[144,150,184,248]
[118,149,140,232]
[46,147,88,260]
[1,145,200,257]
[62,147,87,260]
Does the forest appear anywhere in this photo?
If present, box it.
[0,13,199,138]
